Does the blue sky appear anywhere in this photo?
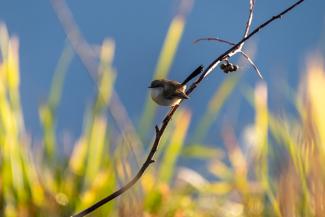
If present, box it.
[0,0,324,144]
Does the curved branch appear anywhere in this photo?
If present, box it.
[242,0,255,41]
[239,50,263,79]
[193,37,262,78]
[71,0,305,216]
[71,124,163,217]
[193,37,235,46]
[202,0,304,79]
[194,0,255,50]
[193,38,263,78]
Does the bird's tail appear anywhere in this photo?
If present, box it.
[181,65,204,85]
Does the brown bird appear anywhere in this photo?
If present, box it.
[148,65,204,106]
[148,79,188,106]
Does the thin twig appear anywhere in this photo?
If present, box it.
[201,0,304,79]
[193,37,234,46]
[195,0,256,79]
[227,0,256,58]
[71,0,305,216]
[193,0,257,79]
[239,50,263,79]
[194,37,262,79]
[241,0,255,45]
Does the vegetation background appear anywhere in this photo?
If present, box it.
[0,0,325,216]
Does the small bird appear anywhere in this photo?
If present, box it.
[149,79,188,106]
[149,65,204,106]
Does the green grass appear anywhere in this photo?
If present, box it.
[0,21,325,217]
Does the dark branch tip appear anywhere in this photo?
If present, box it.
[155,125,159,134]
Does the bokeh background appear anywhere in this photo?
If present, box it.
[1,0,325,216]
[0,0,324,140]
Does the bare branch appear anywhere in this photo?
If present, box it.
[193,38,262,78]
[202,0,304,79]
[193,0,255,76]
[155,125,159,134]
[237,0,255,53]
[194,0,255,50]
[239,50,263,79]
[193,37,235,46]
[71,0,305,216]
[243,0,255,39]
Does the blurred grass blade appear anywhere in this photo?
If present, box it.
[254,83,268,161]
[159,109,191,183]
[66,39,116,214]
[39,42,73,162]
[182,144,223,159]
[193,75,240,142]
[77,168,116,215]
[222,127,249,192]
[83,39,115,184]
[69,137,88,175]
[0,24,44,213]
[306,56,325,156]
[95,39,116,111]
[49,42,74,108]
[70,39,114,180]
[0,28,27,206]
[84,116,108,185]
[209,160,232,180]
[254,83,282,217]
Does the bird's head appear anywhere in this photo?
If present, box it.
[148,79,164,88]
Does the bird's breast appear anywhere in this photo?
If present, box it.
[150,87,162,100]
[150,87,181,106]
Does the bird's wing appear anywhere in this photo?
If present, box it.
[166,80,182,87]
[171,89,189,99]
[163,80,188,99]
